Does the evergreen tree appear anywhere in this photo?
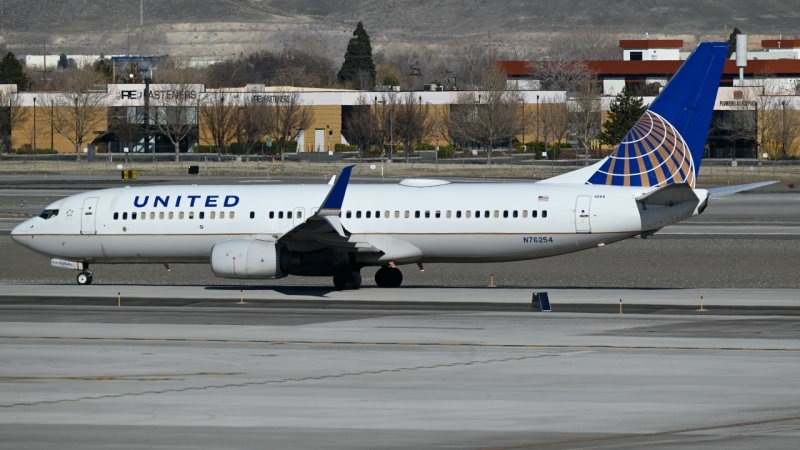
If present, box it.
[58,53,69,69]
[726,27,742,59]
[337,22,376,88]
[598,85,646,146]
[0,52,30,91]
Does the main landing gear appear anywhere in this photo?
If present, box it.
[333,270,362,290]
[374,266,403,288]
[77,271,93,285]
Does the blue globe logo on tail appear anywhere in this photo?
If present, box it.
[587,110,695,188]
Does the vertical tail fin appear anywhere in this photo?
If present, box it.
[548,42,727,188]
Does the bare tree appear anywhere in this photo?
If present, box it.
[40,68,108,157]
[527,57,593,92]
[343,94,377,157]
[199,91,238,161]
[448,66,523,165]
[538,94,569,158]
[394,92,433,163]
[239,94,275,161]
[568,81,603,164]
[269,89,313,161]
[372,92,400,159]
[108,107,143,157]
[149,69,201,162]
[0,89,30,152]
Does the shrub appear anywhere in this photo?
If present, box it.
[334,144,358,152]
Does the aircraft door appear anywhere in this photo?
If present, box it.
[575,196,591,233]
[293,207,306,227]
[81,197,100,235]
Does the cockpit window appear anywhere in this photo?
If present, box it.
[38,209,59,220]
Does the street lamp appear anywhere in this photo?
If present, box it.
[138,60,151,153]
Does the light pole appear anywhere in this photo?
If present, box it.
[32,97,36,151]
[138,60,151,153]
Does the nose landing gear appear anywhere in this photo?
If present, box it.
[77,271,93,285]
[374,266,403,288]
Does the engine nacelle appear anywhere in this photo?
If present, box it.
[210,239,285,279]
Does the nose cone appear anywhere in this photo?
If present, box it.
[10,220,28,244]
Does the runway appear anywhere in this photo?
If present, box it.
[2,305,800,449]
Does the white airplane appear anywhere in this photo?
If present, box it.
[10,42,774,289]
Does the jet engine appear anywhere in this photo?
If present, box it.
[211,239,288,279]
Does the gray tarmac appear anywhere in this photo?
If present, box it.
[2,307,800,449]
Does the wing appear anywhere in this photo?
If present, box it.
[278,166,380,253]
[707,181,777,198]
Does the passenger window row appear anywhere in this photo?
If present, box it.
[113,211,245,220]
[343,210,548,219]
[268,210,303,219]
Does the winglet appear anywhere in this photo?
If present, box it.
[318,165,354,216]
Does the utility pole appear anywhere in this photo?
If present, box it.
[42,41,47,88]
[139,0,144,56]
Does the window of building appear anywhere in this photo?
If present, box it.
[425,211,430,218]
[210,211,216,219]
[123,212,128,220]
[114,212,119,220]
[250,211,255,219]
[542,210,548,218]
[532,210,538,218]
[179,212,185,219]
[230,211,235,219]
[199,212,205,219]
[630,51,643,61]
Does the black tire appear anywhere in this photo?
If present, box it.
[375,267,402,288]
[333,272,349,290]
[350,271,362,290]
[77,272,92,285]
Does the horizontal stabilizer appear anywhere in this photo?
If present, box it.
[708,181,777,198]
[636,183,698,206]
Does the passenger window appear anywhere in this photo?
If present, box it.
[532,210,538,218]
[346,211,351,219]
[494,211,499,218]
[123,212,128,220]
[456,211,461,218]
[376,211,380,218]
[169,212,174,219]
[394,211,400,218]
[269,211,274,219]
[435,211,441,218]
[542,210,548,218]
[199,212,205,219]
[250,211,255,219]
[475,211,480,218]
[522,210,528,218]
[210,211,216,219]
[150,212,155,219]
[485,210,490,218]
[141,212,145,220]
[114,212,119,220]
[385,211,390,218]
[132,212,137,220]
[179,212,185,219]
[159,212,165,219]
[297,211,302,219]
[425,211,430,218]
[465,211,471,218]
[512,210,518,218]
[279,211,285,219]
[219,211,225,219]
[189,212,195,219]
[446,211,451,218]
[230,211,235,219]
[415,211,420,218]
[366,211,371,218]
[287,211,292,219]
[356,211,361,219]
[503,211,508,218]
[405,211,410,218]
